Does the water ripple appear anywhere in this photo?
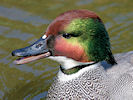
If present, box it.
[97,3,119,11]
[0,6,51,26]
[31,91,47,100]
[76,0,93,6]
[5,30,34,41]
[10,64,46,77]
[0,26,10,34]
[0,90,4,99]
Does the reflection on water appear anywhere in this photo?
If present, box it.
[0,26,10,34]
[76,0,93,6]
[28,91,47,100]
[0,90,4,99]
[0,6,51,26]
[5,30,34,41]
[0,26,34,41]
[97,3,118,11]
[0,0,132,99]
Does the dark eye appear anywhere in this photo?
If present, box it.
[62,33,72,39]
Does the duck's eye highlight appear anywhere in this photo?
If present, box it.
[62,33,72,39]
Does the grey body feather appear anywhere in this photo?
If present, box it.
[47,51,133,100]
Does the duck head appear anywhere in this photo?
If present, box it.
[12,10,117,68]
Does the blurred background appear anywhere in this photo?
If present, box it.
[0,0,132,99]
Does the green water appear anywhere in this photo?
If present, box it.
[0,0,132,99]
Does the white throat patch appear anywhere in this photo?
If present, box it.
[48,56,94,70]
[48,56,99,82]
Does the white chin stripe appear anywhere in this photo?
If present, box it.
[42,35,47,39]
[48,56,95,70]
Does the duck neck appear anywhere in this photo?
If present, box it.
[48,56,97,75]
[60,62,97,75]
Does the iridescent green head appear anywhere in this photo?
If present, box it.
[45,10,117,65]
